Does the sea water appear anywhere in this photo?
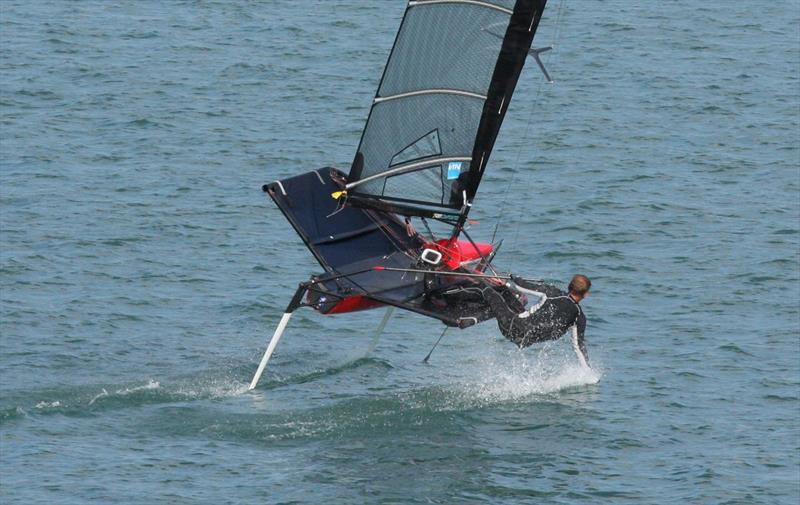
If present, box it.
[1,1,798,503]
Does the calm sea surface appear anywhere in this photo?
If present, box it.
[1,1,799,503]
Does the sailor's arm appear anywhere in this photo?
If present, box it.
[502,277,547,317]
[509,276,563,297]
[570,325,590,369]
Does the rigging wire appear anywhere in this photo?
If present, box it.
[500,0,568,272]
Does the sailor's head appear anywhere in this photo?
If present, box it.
[568,274,591,301]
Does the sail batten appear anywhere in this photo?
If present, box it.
[408,0,514,15]
[348,0,548,218]
[346,156,473,191]
[374,89,487,104]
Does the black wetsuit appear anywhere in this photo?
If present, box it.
[484,278,589,365]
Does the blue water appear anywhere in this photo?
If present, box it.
[1,1,798,503]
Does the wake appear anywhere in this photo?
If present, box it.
[2,357,394,422]
[2,375,251,422]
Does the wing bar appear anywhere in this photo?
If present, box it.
[374,89,487,104]
[409,0,513,15]
[346,156,472,190]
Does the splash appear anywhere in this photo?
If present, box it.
[457,343,602,404]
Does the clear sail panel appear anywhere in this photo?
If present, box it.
[351,2,512,210]
[356,93,483,205]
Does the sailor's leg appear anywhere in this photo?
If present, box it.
[483,288,527,347]
[517,322,578,350]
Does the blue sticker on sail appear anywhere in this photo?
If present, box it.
[447,162,463,180]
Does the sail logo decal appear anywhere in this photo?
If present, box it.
[447,162,463,180]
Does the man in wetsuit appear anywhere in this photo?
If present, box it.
[483,274,592,369]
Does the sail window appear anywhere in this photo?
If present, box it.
[390,130,442,167]
[383,165,445,204]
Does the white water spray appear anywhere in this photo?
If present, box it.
[458,340,601,403]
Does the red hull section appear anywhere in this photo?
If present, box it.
[429,239,494,269]
[325,295,384,314]
[315,239,494,315]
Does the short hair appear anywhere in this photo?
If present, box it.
[568,274,591,296]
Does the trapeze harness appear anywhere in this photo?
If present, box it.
[484,279,590,368]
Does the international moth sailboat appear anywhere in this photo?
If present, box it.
[250,0,554,389]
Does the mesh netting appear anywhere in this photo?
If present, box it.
[379,4,508,97]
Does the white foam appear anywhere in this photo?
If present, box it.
[83,376,249,407]
[457,342,602,403]
[88,380,161,405]
[34,400,61,409]
[114,379,160,396]
[88,388,109,405]
[174,377,249,399]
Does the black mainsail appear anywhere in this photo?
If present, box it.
[344,0,548,220]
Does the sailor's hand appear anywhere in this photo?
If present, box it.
[506,274,523,289]
[486,276,505,287]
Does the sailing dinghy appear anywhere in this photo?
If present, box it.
[250,0,554,389]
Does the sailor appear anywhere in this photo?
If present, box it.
[483,274,592,369]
